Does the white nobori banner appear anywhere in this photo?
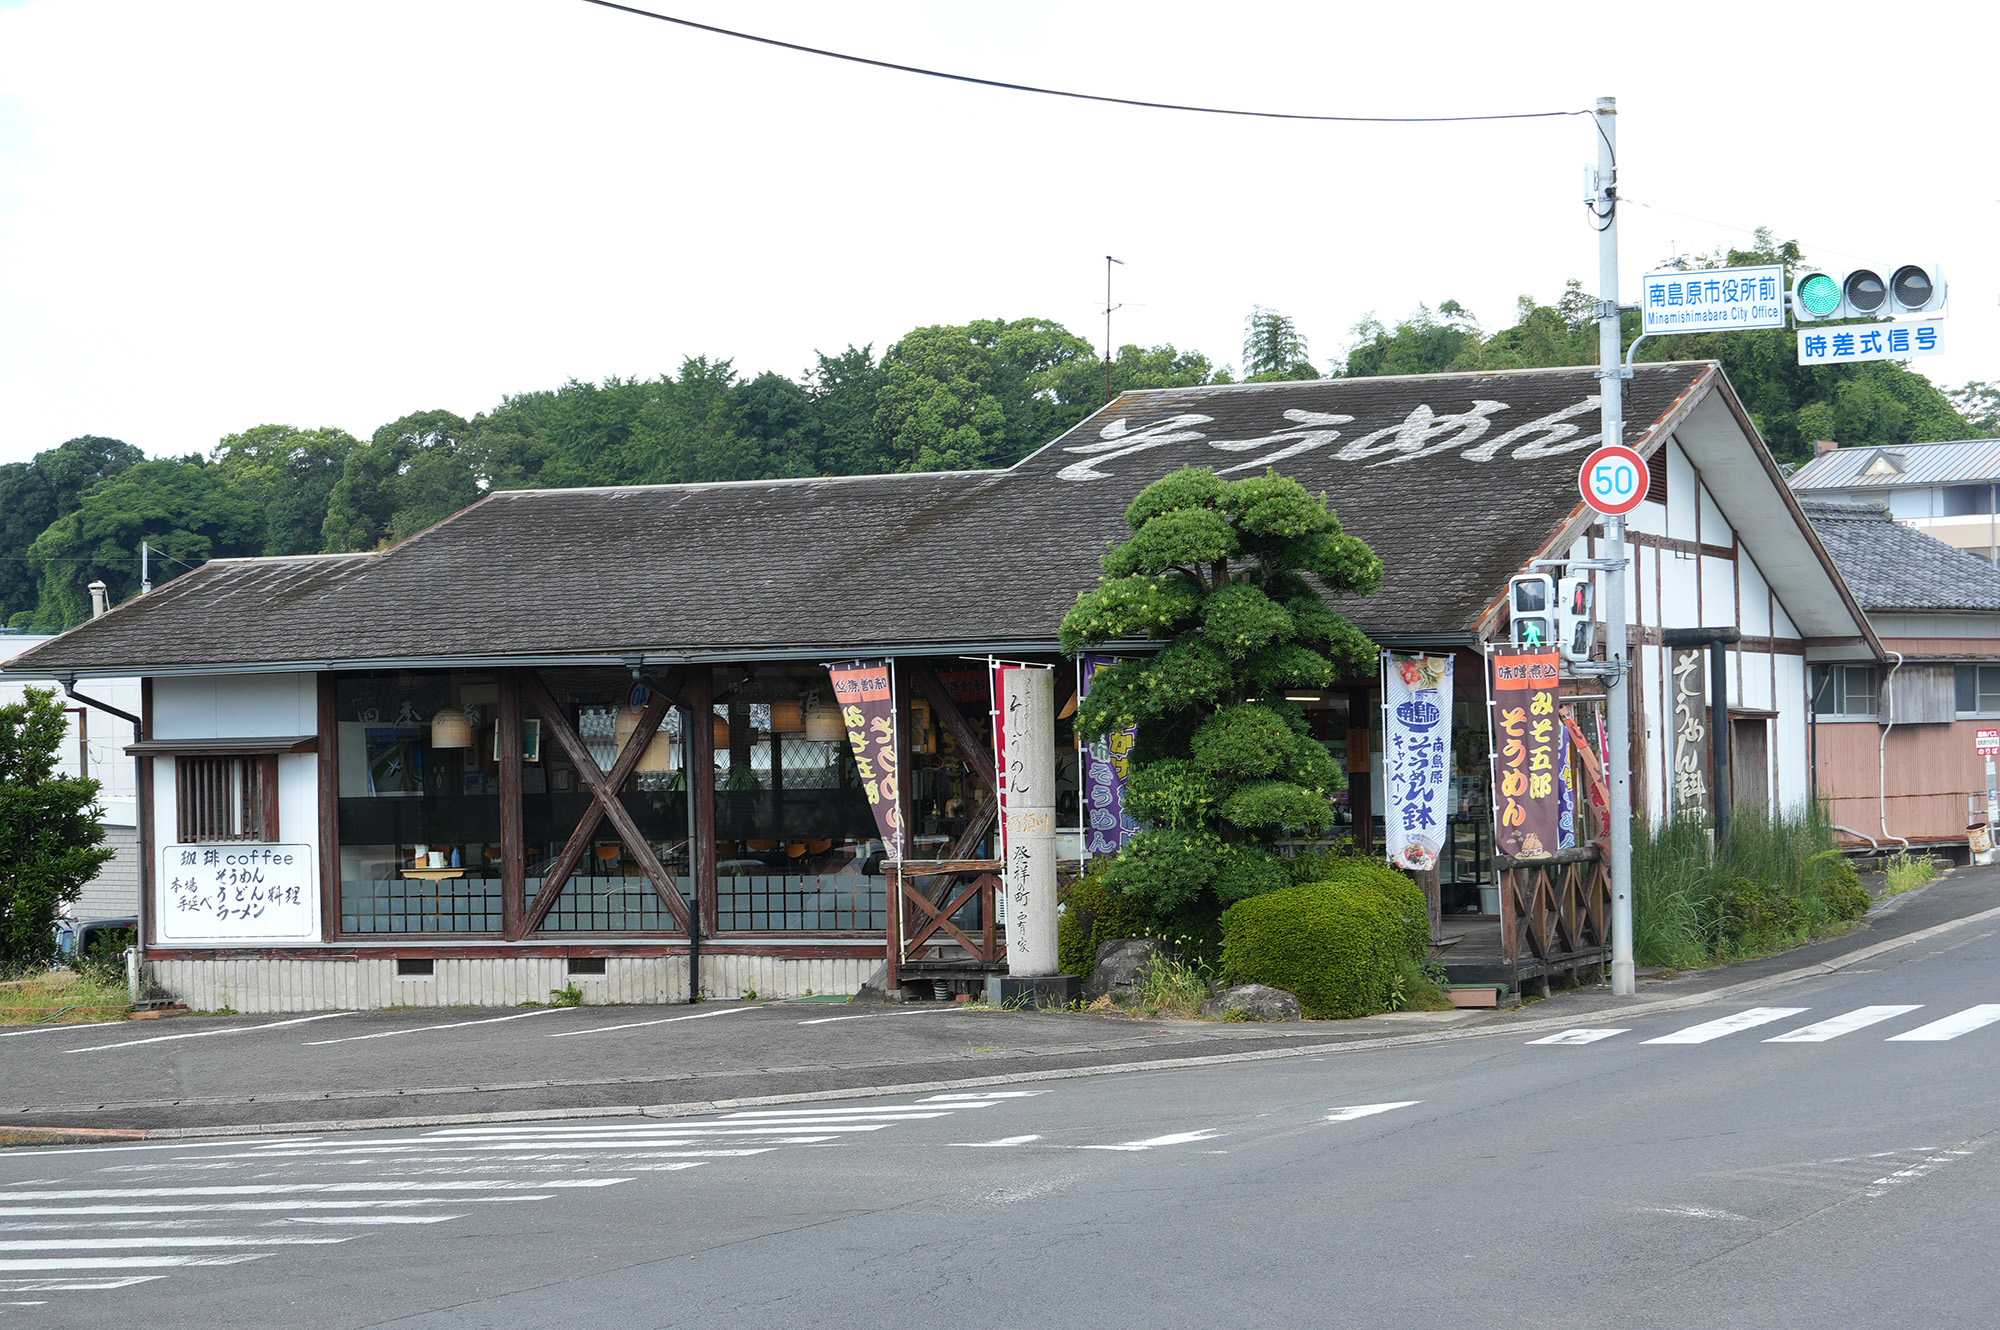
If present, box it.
[1384,653,1454,873]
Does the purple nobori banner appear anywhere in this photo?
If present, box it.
[1385,652,1453,872]
[1078,654,1140,858]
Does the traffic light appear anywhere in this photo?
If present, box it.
[1508,574,1555,650]
[1557,576,1596,663]
[1792,263,1946,322]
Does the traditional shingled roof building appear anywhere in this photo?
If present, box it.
[5,361,1874,1010]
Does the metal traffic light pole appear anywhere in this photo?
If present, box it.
[1592,95,1637,997]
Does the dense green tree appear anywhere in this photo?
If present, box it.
[1340,300,1488,377]
[874,318,1099,471]
[321,410,478,551]
[0,437,144,626]
[809,345,891,475]
[1946,382,2000,437]
[213,424,362,555]
[0,687,112,969]
[1061,467,1380,918]
[24,455,263,625]
[1242,306,1319,382]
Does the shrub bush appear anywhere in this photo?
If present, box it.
[1219,864,1429,1019]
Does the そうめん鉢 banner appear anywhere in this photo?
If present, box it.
[1078,654,1140,857]
[827,659,903,860]
[1489,646,1562,861]
[1384,652,1453,872]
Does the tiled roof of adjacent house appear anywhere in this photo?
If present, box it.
[8,362,1720,675]
[1799,497,2000,614]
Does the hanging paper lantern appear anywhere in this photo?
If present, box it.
[802,695,845,742]
[430,708,473,748]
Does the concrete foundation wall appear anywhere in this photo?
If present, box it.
[143,953,878,1013]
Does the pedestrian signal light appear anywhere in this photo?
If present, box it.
[1508,574,1555,650]
[1557,576,1596,663]
[1792,264,1946,322]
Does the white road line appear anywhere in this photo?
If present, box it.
[0,1255,269,1271]
[1641,1007,1807,1045]
[797,1008,968,1025]
[922,1092,1043,1101]
[1886,1004,2000,1042]
[0,1198,551,1217]
[1766,1006,1923,1042]
[798,1014,872,1025]
[423,1125,895,1139]
[273,1216,462,1226]
[948,1136,1041,1148]
[0,1237,349,1250]
[1081,1129,1222,1152]
[1527,1028,1630,1045]
[713,1112,953,1123]
[303,1008,561,1045]
[546,1006,758,1038]
[439,1131,880,1149]
[1323,1101,1421,1122]
[0,1276,163,1291]
[0,1139,312,1158]
[0,1180,624,1200]
[719,1103,972,1119]
[65,1013,355,1053]
[0,1020,128,1039]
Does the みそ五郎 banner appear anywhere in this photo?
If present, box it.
[1488,646,1562,861]
[827,659,903,860]
[1384,652,1453,872]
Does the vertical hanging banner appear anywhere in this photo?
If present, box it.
[1489,646,1562,860]
[993,662,1058,976]
[1384,652,1454,871]
[1078,654,1140,858]
[1671,648,1711,821]
[828,659,903,861]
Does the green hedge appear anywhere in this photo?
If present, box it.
[1219,860,1430,1019]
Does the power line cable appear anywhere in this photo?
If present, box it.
[577,1,1594,126]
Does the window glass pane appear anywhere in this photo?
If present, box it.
[1811,665,1837,716]
[525,666,687,934]
[336,670,504,934]
[1959,665,1978,713]
[1842,666,1877,717]
[1979,665,2000,713]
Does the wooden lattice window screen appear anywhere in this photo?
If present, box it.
[175,755,278,842]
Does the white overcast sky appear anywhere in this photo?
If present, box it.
[0,0,1993,465]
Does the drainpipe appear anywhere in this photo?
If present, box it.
[1878,652,1911,850]
[55,675,146,1005]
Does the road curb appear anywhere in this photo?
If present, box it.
[26,899,2000,1145]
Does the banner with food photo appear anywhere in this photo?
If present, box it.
[827,659,904,861]
[1487,646,1563,860]
[1384,651,1453,872]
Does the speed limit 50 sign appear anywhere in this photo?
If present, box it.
[1578,444,1650,517]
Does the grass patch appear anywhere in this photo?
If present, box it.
[1121,954,1211,1019]
[1633,806,1870,970]
[0,969,131,1026]
[1882,851,1939,898]
[1386,959,1456,1012]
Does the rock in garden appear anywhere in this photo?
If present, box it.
[1200,983,1302,1022]
[1085,938,1175,1003]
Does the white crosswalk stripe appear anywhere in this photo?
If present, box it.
[1528,1028,1629,1045]
[0,1089,1050,1308]
[1642,1007,1808,1044]
[1765,1006,1923,1042]
[1886,1004,2000,1041]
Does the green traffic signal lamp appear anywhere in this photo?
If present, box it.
[1795,272,1841,318]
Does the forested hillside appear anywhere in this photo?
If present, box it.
[4,253,1990,628]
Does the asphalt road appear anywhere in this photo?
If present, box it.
[5,885,1999,1327]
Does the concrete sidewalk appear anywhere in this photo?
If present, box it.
[6,865,1995,1139]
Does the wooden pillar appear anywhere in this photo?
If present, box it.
[893,659,914,860]
[498,672,525,939]
[140,677,158,948]
[1414,867,1442,942]
[316,674,339,943]
[688,667,717,938]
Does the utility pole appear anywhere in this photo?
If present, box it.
[141,540,151,595]
[1593,95,1636,998]
[1103,255,1124,404]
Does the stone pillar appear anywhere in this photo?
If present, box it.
[1000,666,1058,977]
